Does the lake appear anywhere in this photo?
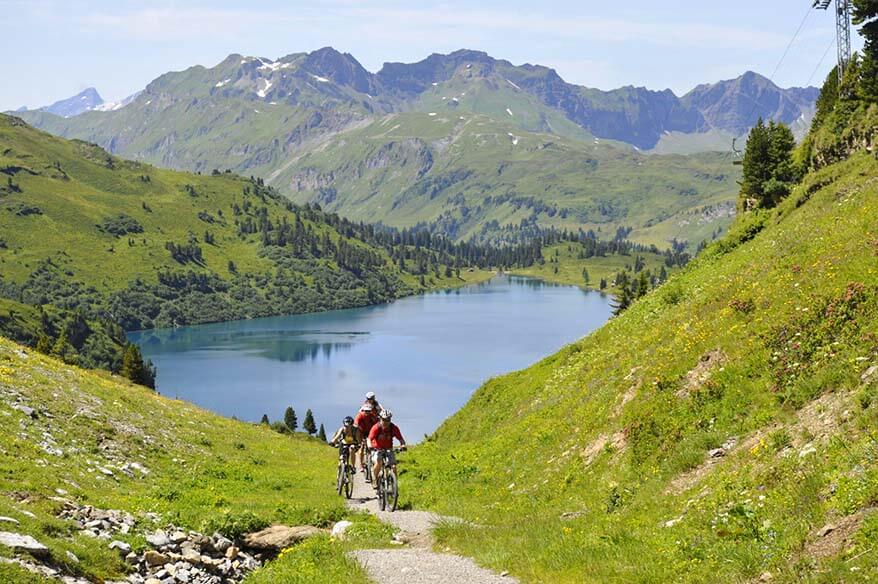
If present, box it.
[128,275,613,440]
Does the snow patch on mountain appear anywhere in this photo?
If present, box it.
[506,79,521,90]
[256,79,273,98]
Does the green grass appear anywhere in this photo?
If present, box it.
[0,335,397,582]
[400,151,878,582]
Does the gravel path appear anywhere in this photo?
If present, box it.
[346,471,517,583]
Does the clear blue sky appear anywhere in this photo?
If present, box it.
[1,0,865,110]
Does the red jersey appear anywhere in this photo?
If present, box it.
[369,422,403,450]
[355,411,378,436]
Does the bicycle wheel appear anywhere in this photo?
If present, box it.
[336,462,344,496]
[364,449,372,483]
[378,474,386,511]
[344,465,354,499]
[386,471,398,512]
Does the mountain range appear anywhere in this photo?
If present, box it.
[12,48,817,246]
[17,87,141,118]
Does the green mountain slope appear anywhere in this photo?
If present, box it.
[13,49,753,248]
[0,335,382,583]
[0,114,489,331]
[278,111,738,246]
[402,150,878,582]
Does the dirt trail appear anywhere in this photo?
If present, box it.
[346,471,516,584]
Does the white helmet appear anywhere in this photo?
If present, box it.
[365,391,376,400]
[379,410,392,420]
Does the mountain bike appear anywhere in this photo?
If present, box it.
[335,444,355,499]
[362,445,373,483]
[375,447,404,511]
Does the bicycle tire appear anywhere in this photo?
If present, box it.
[378,474,386,511]
[386,471,398,512]
[364,449,372,483]
[344,465,354,499]
[336,461,344,496]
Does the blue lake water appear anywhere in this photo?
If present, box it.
[128,276,613,440]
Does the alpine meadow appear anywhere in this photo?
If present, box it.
[1,2,878,584]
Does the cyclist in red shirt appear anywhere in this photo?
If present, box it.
[368,410,406,491]
[354,404,379,477]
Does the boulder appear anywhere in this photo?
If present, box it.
[241,525,322,551]
[146,530,171,548]
[0,531,49,558]
[330,520,353,540]
[144,550,169,566]
[109,540,131,554]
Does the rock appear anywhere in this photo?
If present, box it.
[241,525,322,551]
[211,533,232,553]
[708,447,726,458]
[13,404,37,419]
[759,572,773,582]
[818,524,836,537]
[181,547,201,564]
[109,540,131,554]
[170,531,187,543]
[145,579,162,584]
[225,546,238,560]
[663,517,683,528]
[65,550,79,563]
[146,530,171,548]
[330,520,353,540]
[0,532,50,558]
[0,516,20,525]
[144,550,169,566]
[125,551,139,565]
[862,365,878,384]
[501,571,510,577]
[799,443,818,458]
[559,511,586,520]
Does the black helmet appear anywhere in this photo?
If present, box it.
[343,416,354,425]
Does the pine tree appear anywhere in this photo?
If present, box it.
[303,409,317,435]
[51,331,76,363]
[740,118,798,209]
[853,0,878,101]
[318,424,327,442]
[740,118,771,209]
[121,343,146,385]
[35,334,52,354]
[284,407,298,432]
[581,268,590,285]
[260,414,270,425]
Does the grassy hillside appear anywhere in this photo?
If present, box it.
[0,335,397,583]
[0,114,492,332]
[278,111,738,247]
[401,151,878,582]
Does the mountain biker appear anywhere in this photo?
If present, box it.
[368,410,406,491]
[354,404,379,478]
[329,416,362,471]
[363,391,384,415]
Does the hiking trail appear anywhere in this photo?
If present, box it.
[346,470,517,584]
